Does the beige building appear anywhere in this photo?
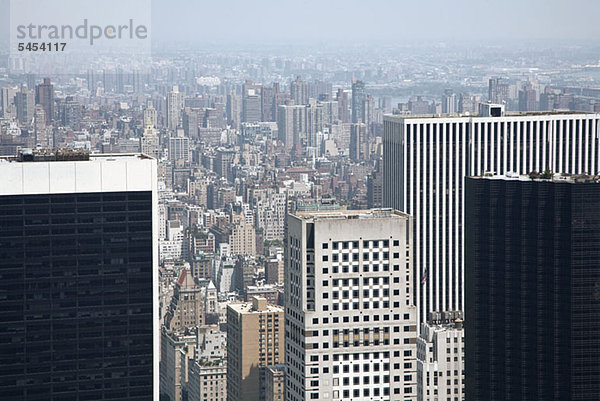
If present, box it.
[227,297,284,401]
[164,268,204,330]
[265,364,285,401]
[159,329,196,401]
[229,215,256,256]
[187,360,227,401]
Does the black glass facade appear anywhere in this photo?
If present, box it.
[0,191,154,401]
[465,177,600,401]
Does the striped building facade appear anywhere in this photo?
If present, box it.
[383,112,600,322]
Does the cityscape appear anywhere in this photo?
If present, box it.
[1,1,600,400]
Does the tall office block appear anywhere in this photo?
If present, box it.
[290,76,308,105]
[352,79,366,123]
[0,150,159,401]
[227,297,284,401]
[169,129,190,164]
[285,209,418,401]
[15,87,34,126]
[464,174,600,400]
[35,78,54,124]
[167,85,184,131]
[383,112,600,322]
[488,78,509,104]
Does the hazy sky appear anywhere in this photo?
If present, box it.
[1,0,600,48]
[149,0,600,44]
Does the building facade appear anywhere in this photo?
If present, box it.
[0,151,158,401]
[227,297,284,401]
[383,111,600,322]
[464,174,600,400]
[285,209,419,401]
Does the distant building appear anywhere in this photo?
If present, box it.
[167,85,185,131]
[488,77,509,104]
[165,268,205,330]
[351,79,366,123]
[35,77,54,123]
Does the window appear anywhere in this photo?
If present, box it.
[322,243,328,249]
[322,255,328,262]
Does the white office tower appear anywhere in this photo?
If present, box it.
[383,111,600,323]
[167,85,184,131]
[285,209,418,401]
[416,312,464,401]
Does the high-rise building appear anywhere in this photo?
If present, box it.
[164,268,205,330]
[336,88,350,123]
[488,77,509,104]
[141,125,160,159]
[144,100,158,128]
[416,312,464,401]
[352,79,366,123]
[1,87,17,119]
[227,91,242,130]
[33,104,49,147]
[183,108,199,139]
[61,96,81,129]
[441,89,456,114]
[226,297,284,401]
[464,174,600,401]
[0,150,158,401]
[518,85,537,112]
[35,78,54,124]
[14,87,34,126]
[169,129,190,164]
[167,85,185,131]
[285,209,418,401]
[383,112,600,322]
[290,76,308,105]
[243,81,262,123]
[350,122,367,161]
[367,160,383,208]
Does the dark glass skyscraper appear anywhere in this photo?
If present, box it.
[0,151,158,401]
[465,174,600,401]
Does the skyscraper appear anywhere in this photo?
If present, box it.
[167,85,184,131]
[285,209,418,401]
[352,79,366,123]
[488,77,509,104]
[290,76,308,105]
[0,149,158,401]
[518,85,537,112]
[226,297,284,401]
[441,89,456,114]
[35,78,54,124]
[464,174,600,400]
[383,112,600,322]
[14,87,34,126]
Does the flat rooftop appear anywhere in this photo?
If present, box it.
[0,149,153,163]
[472,173,600,184]
[293,208,409,221]
[227,301,283,314]
[384,110,595,120]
